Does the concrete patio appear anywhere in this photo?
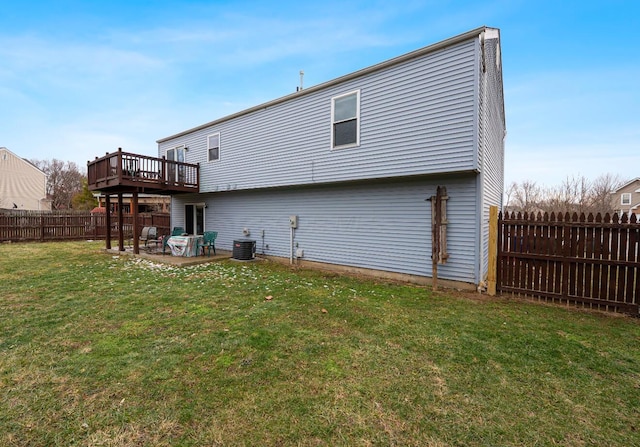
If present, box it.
[104,246,233,266]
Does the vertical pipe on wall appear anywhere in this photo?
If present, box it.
[290,227,294,264]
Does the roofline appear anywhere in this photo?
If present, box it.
[614,177,640,193]
[0,146,48,177]
[157,26,493,143]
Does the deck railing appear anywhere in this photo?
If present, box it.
[87,148,199,193]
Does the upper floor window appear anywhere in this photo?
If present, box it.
[621,193,631,205]
[207,133,220,162]
[331,90,360,149]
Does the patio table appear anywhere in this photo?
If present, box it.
[167,235,204,257]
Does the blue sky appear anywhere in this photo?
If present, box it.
[1,0,638,188]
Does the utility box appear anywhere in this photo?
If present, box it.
[289,215,298,228]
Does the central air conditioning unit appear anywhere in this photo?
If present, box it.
[232,238,256,261]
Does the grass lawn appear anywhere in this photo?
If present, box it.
[1,241,639,446]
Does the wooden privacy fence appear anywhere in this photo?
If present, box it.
[0,210,170,243]
[496,211,640,314]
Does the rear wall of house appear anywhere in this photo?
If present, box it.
[171,175,479,284]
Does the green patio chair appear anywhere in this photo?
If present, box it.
[199,231,217,256]
[162,227,187,255]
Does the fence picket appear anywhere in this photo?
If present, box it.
[628,223,639,305]
[497,210,640,314]
[0,210,170,243]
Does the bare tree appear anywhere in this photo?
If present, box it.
[590,173,624,215]
[541,175,591,215]
[31,159,85,210]
[505,173,625,216]
[504,180,543,215]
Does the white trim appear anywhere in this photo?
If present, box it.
[621,192,631,205]
[330,89,361,150]
[207,133,221,162]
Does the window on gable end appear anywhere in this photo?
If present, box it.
[621,193,631,205]
[207,133,220,162]
[331,90,360,149]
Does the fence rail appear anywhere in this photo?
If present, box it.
[0,210,170,242]
[497,211,640,314]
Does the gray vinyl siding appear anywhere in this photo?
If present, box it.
[158,39,478,192]
[171,176,479,283]
[161,28,505,286]
[477,32,506,280]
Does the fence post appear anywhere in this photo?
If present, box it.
[487,205,498,296]
[40,212,45,242]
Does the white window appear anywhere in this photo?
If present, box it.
[207,133,220,162]
[621,193,631,205]
[331,90,360,149]
[166,145,186,183]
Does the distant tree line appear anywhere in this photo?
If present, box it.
[30,159,97,211]
[504,173,624,216]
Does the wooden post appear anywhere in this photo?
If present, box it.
[430,186,448,292]
[487,205,498,296]
[117,193,124,251]
[105,195,112,250]
[132,192,139,254]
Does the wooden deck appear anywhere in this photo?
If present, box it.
[87,148,199,194]
[88,148,200,255]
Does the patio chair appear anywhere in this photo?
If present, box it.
[199,231,217,256]
[162,227,186,254]
[139,226,157,247]
[144,227,161,250]
[161,234,171,255]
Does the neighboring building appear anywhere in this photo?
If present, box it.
[0,147,51,211]
[156,26,505,288]
[611,178,640,218]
